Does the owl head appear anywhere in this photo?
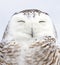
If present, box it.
[2,9,57,43]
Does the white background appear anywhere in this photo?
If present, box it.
[0,0,60,42]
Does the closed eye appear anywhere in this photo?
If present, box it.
[39,21,45,23]
[17,20,25,23]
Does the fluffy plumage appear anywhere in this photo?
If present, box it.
[0,9,60,65]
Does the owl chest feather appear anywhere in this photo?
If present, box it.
[1,36,60,65]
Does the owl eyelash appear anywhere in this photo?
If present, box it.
[39,21,45,23]
[17,20,25,23]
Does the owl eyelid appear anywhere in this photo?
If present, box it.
[17,20,25,23]
[39,21,45,23]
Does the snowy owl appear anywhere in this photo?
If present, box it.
[0,9,60,65]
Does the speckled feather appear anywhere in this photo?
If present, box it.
[0,36,60,65]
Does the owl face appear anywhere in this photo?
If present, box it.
[2,9,57,42]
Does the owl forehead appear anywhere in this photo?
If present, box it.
[12,13,50,23]
[13,9,48,19]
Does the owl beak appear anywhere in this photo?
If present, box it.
[31,28,33,37]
